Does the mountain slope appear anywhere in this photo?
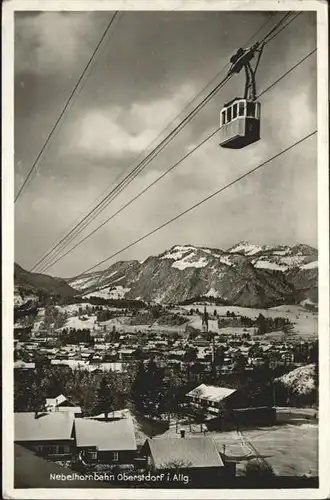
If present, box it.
[228,242,318,304]
[66,242,317,307]
[14,263,78,298]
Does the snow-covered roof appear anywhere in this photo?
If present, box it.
[145,436,224,469]
[46,394,67,407]
[118,348,136,354]
[87,362,123,372]
[186,384,236,402]
[14,361,35,369]
[50,359,90,368]
[168,350,186,356]
[15,412,74,442]
[89,408,130,420]
[50,406,82,414]
[75,415,136,451]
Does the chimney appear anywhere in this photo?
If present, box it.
[222,444,226,464]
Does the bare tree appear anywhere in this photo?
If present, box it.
[160,459,193,470]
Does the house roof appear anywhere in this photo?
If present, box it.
[87,362,123,372]
[54,406,82,414]
[186,384,236,402]
[89,408,130,420]
[146,437,224,469]
[14,361,35,369]
[46,394,67,407]
[51,359,90,368]
[15,412,74,442]
[14,444,109,489]
[75,415,136,451]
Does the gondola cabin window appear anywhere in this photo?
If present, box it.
[247,102,255,117]
[221,109,226,126]
[232,102,238,119]
[238,101,245,117]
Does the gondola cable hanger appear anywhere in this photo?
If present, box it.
[219,42,265,149]
[36,13,305,275]
[30,12,301,275]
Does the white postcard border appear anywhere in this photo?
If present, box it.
[2,1,329,499]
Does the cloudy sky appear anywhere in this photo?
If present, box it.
[14,9,317,277]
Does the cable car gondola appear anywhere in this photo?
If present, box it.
[219,43,264,149]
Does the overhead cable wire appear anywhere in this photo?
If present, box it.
[14,11,120,204]
[80,129,317,291]
[263,11,302,45]
[33,72,233,272]
[23,12,126,236]
[33,13,292,273]
[37,12,299,275]
[39,23,314,274]
[32,13,288,273]
[31,72,232,272]
[31,12,289,273]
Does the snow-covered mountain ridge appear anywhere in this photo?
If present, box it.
[66,242,317,307]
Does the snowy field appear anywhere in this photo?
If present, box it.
[179,304,318,337]
[32,302,317,339]
[59,315,101,332]
[83,285,131,300]
[237,423,318,476]
[56,303,98,315]
[53,303,317,338]
[161,420,318,477]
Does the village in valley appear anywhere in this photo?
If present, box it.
[10,6,323,492]
[14,283,319,488]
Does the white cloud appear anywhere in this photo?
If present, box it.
[14,12,317,277]
[15,12,102,75]
[64,83,196,158]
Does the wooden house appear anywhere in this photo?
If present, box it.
[74,414,137,466]
[14,412,75,459]
[186,384,237,415]
[45,394,82,416]
[140,436,235,486]
[186,383,276,429]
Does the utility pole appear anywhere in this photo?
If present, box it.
[211,335,215,364]
[210,333,216,382]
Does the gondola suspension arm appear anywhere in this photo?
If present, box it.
[227,42,265,100]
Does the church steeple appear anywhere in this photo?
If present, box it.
[202,306,209,332]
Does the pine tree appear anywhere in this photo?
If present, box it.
[95,377,115,420]
[131,360,168,419]
[31,381,46,417]
[131,362,148,413]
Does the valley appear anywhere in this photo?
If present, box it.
[13,241,319,484]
